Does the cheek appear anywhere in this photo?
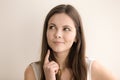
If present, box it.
[46,32,51,47]
[47,31,53,42]
[46,32,49,40]
[65,33,76,43]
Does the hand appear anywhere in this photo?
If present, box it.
[43,50,59,80]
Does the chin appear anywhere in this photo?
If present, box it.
[51,48,62,52]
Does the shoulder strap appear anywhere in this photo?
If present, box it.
[30,62,41,80]
[86,57,95,80]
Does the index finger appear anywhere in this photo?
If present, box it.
[44,50,50,64]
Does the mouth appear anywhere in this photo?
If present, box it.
[53,41,64,44]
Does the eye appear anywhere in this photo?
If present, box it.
[48,25,55,30]
[63,27,71,31]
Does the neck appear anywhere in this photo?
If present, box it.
[53,51,69,70]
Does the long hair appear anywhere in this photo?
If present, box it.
[40,4,87,80]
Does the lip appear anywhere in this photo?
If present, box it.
[53,41,64,44]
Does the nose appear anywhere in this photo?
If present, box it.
[55,30,62,38]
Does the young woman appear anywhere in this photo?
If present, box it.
[24,4,117,80]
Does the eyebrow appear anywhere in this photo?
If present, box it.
[48,23,56,26]
[63,25,72,28]
[48,23,73,29]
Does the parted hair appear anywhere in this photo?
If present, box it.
[40,4,87,80]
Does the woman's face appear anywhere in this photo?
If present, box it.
[47,13,76,54]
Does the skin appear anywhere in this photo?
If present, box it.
[43,50,59,80]
[24,13,117,80]
[47,13,76,55]
[46,13,76,68]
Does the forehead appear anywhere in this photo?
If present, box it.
[48,13,75,27]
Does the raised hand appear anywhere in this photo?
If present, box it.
[43,50,59,80]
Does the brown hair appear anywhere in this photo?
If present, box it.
[40,4,87,80]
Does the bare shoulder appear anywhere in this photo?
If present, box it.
[91,60,117,80]
[24,64,36,80]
